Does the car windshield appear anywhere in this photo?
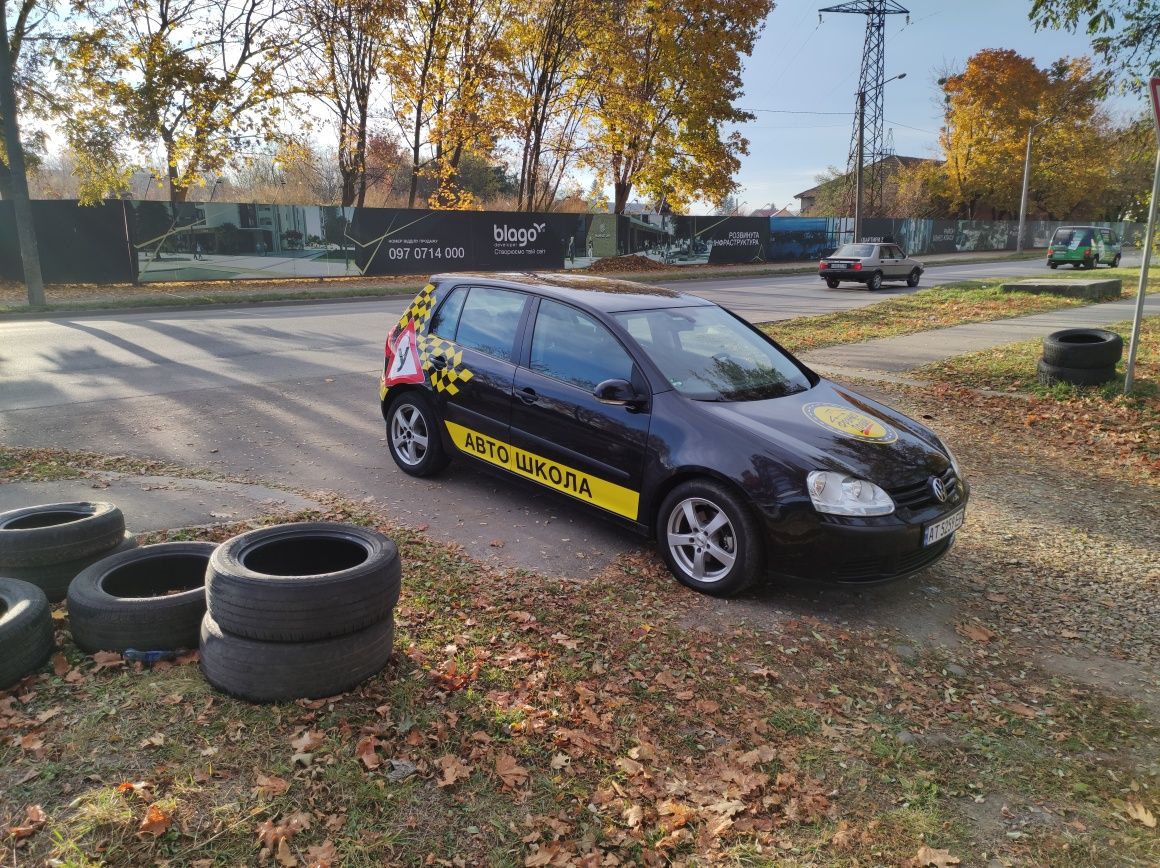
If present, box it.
[613,305,812,402]
[833,244,875,258]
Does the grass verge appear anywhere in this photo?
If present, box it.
[2,488,1157,866]
[764,267,1158,355]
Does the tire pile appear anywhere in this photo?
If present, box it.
[201,522,400,703]
[1038,328,1124,387]
[1,502,400,703]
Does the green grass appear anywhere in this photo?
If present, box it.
[764,266,1159,355]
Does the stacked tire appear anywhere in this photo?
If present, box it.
[1038,328,1124,387]
[67,542,216,653]
[0,578,54,690]
[201,523,400,703]
[0,502,137,602]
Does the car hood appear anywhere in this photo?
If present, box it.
[696,380,950,487]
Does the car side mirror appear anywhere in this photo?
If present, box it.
[594,378,643,407]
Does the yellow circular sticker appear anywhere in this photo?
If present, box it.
[803,403,898,444]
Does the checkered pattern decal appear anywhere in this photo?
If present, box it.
[394,283,475,397]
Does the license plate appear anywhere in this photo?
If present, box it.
[923,508,964,546]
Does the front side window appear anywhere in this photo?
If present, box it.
[453,287,527,360]
[615,305,811,402]
[529,299,634,391]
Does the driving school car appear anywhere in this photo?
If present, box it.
[379,273,967,596]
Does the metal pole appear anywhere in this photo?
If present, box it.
[1017,125,1034,253]
[1124,146,1160,393]
[855,89,865,242]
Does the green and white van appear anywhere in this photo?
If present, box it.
[1047,226,1122,269]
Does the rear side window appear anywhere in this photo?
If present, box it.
[453,287,526,360]
[529,299,634,391]
[429,287,466,340]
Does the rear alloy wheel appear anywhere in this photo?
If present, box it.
[824,276,840,289]
[868,271,883,291]
[906,268,921,288]
[387,392,448,477]
[658,480,763,597]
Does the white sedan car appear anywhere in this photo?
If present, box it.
[819,243,924,290]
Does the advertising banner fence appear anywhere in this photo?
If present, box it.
[0,200,1148,285]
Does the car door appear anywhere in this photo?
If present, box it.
[508,298,652,522]
[425,284,530,455]
[885,245,907,278]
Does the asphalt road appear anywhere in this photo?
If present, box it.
[0,255,1144,574]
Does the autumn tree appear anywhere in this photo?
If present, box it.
[64,0,301,203]
[1029,0,1159,89]
[292,0,399,208]
[1,0,62,199]
[585,0,771,215]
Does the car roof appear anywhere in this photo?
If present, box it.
[429,272,712,313]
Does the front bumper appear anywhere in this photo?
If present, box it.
[762,488,969,584]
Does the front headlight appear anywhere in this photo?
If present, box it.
[807,470,894,516]
[941,442,962,479]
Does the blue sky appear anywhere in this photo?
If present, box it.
[731,0,1149,212]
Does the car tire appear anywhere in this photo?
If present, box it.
[868,271,883,291]
[386,391,449,477]
[0,502,125,569]
[0,531,137,603]
[1048,261,1058,269]
[824,277,840,289]
[1042,328,1124,369]
[67,542,216,653]
[1036,359,1116,387]
[657,479,764,597]
[207,522,401,642]
[906,269,921,288]
[1112,254,1121,267]
[200,611,394,703]
[0,578,54,690]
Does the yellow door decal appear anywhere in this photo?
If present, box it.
[444,420,640,520]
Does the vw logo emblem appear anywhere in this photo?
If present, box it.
[930,476,948,503]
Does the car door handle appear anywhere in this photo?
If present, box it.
[429,354,447,370]
[517,387,538,405]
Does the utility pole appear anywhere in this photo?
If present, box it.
[854,90,865,242]
[0,1,44,305]
[1016,127,1034,253]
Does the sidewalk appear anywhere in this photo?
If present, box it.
[800,292,1159,379]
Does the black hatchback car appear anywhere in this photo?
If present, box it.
[380,273,967,596]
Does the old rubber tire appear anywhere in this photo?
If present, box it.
[200,611,394,703]
[207,522,401,642]
[657,479,764,597]
[1036,359,1116,386]
[1048,261,1058,269]
[824,276,840,289]
[1112,254,1121,267]
[1042,328,1124,369]
[386,391,449,477]
[0,531,137,603]
[868,271,883,291]
[0,502,125,569]
[906,268,921,287]
[67,542,215,653]
[0,578,54,690]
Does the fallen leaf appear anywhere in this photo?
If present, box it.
[495,753,529,789]
[137,803,172,837]
[356,736,381,770]
[276,836,297,867]
[436,755,471,788]
[51,654,69,676]
[955,622,996,643]
[18,734,43,751]
[1126,801,1157,828]
[306,839,338,868]
[91,651,124,670]
[549,753,571,771]
[622,804,643,828]
[830,820,854,848]
[291,729,325,752]
[7,804,47,840]
[140,732,166,748]
[255,774,290,797]
[1003,701,1038,719]
[909,845,961,867]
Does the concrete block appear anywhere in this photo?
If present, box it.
[1001,278,1122,300]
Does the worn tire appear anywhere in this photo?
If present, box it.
[207,522,401,642]
[200,611,394,703]
[67,542,215,653]
[0,502,125,570]
[1042,328,1124,369]
[657,479,764,598]
[1036,359,1116,386]
[0,578,54,690]
[0,531,137,603]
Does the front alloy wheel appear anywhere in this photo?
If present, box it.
[658,480,763,596]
